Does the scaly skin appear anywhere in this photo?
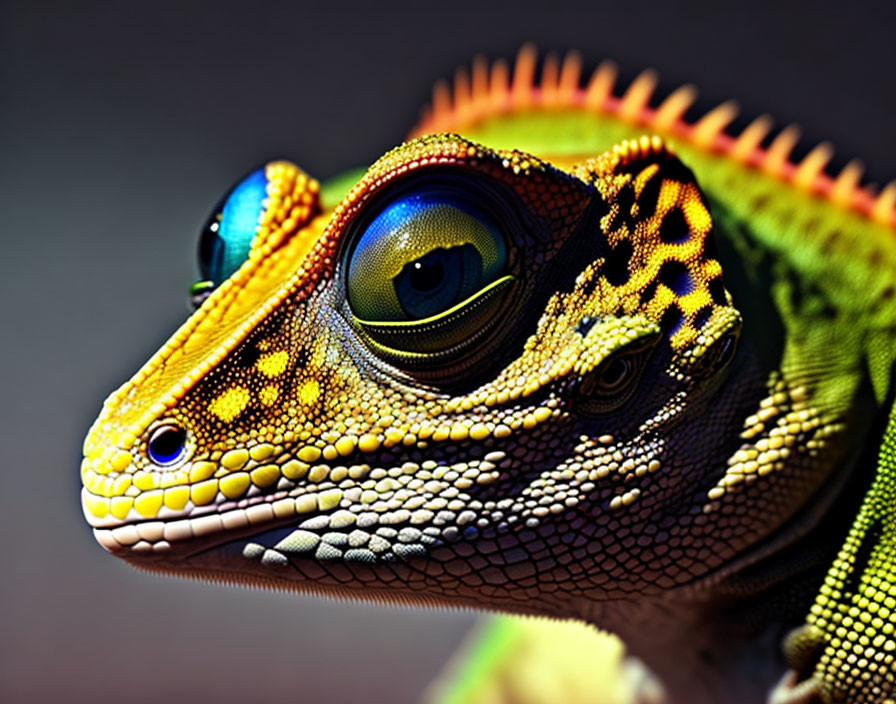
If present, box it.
[81,49,896,703]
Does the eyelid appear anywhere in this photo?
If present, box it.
[350,275,516,359]
[353,275,515,328]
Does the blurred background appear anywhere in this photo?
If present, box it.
[2,1,894,702]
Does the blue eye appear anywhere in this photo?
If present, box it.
[198,168,269,289]
[147,425,187,467]
[347,192,507,322]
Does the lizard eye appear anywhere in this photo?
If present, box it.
[345,187,515,355]
[596,356,633,390]
[574,346,653,416]
[191,167,269,308]
[147,424,188,467]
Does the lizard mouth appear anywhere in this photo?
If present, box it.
[82,485,326,558]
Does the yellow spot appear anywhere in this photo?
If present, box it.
[256,350,289,378]
[335,436,357,456]
[189,461,217,483]
[298,445,321,462]
[209,387,251,422]
[534,407,552,423]
[469,423,490,441]
[84,442,102,461]
[84,493,110,518]
[384,428,405,446]
[433,426,451,442]
[93,457,113,476]
[317,489,343,511]
[111,451,132,472]
[259,385,280,406]
[282,460,309,480]
[249,443,276,461]
[112,475,132,495]
[164,486,190,510]
[298,379,321,405]
[621,489,640,506]
[134,490,163,517]
[250,464,281,488]
[191,479,218,506]
[82,468,99,493]
[110,496,133,519]
[219,472,250,499]
[133,471,159,491]
[449,424,469,441]
[221,449,249,470]
[98,476,116,496]
[358,434,381,453]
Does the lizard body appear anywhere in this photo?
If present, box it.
[81,48,896,703]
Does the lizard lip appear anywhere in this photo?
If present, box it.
[81,486,305,557]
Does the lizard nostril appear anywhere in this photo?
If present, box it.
[147,424,187,467]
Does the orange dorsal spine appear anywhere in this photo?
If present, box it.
[410,44,896,230]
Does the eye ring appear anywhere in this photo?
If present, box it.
[342,177,520,362]
[147,424,188,467]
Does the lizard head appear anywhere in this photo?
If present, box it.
[82,133,755,614]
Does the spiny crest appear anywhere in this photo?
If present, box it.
[572,136,737,355]
[411,44,896,229]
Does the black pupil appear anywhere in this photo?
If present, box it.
[149,425,186,464]
[410,258,444,292]
[601,357,630,388]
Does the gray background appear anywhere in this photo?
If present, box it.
[2,1,894,702]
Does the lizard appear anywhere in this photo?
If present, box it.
[80,46,896,703]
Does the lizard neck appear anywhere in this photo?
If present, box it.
[590,597,788,704]
[572,408,874,704]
